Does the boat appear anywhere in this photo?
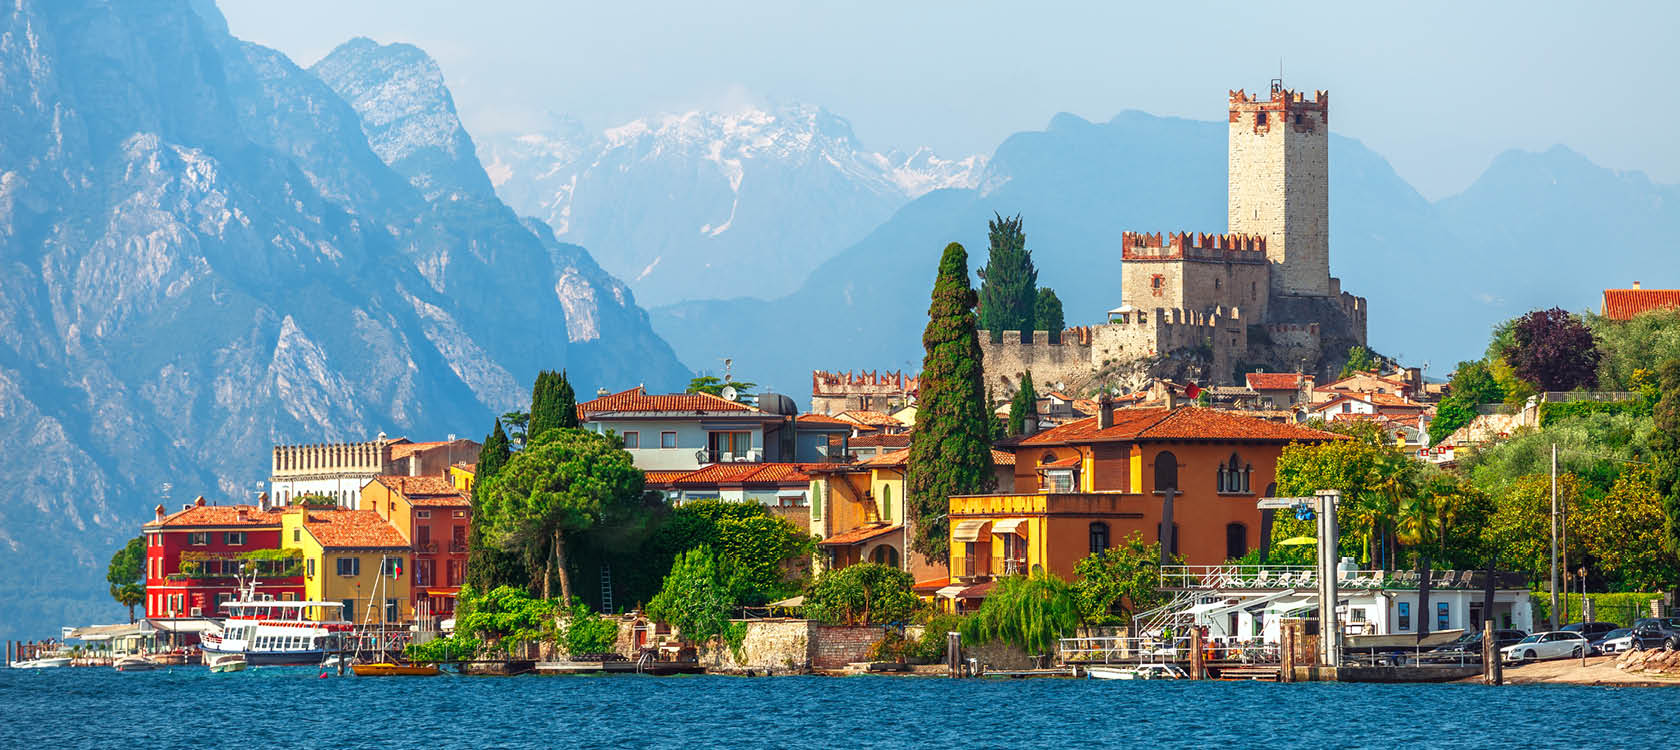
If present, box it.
[9,657,71,669]
[114,655,163,672]
[320,654,349,669]
[351,662,441,677]
[206,653,248,673]
[1087,663,1189,680]
[199,576,354,666]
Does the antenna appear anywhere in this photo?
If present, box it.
[1272,59,1284,95]
[720,358,733,383]
[720,385,738,402]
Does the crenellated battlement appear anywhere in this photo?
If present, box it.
[271,439,392,477]
[811,369,918,395]
[1121,231,1268,262]
[1229,85,1329,131]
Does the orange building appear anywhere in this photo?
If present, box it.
[948,404,1341,589]
[362,475,472,621]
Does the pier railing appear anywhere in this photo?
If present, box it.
[1160,565,1526,591]
[1058,636,1280,665]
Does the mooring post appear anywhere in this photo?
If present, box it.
[1482,619,1502,686]
[1189,628,1204,680]
[946,631,960,678]
[1280,626,1294,683]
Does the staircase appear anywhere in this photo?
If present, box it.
[1215,665,1281,682]
[599,563,614,613]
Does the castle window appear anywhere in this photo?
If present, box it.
[1089,522,1110,555]
[1256,112,1267,126]
[1214,278,1221,290]
[1153,451,1179,492]
[1217,453,1252,494]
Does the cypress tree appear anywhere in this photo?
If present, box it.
[976,213,1037,342]
[1035,287,1064,343]
[1654,359,1680,555]
[907,242,997,562]
[1009,371,1039,436]
[478,419,511,480]
[465,417,524,593]
[555,369,580,429]
[527,370,562,443]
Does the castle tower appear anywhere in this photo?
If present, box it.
[1228,81,1330,297]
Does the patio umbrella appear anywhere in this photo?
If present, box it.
[1278,535,1318,546]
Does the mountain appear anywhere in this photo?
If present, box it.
[477,105,985,305]
[652,110,1468,394]
[0,0,686,640]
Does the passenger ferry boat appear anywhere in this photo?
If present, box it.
[200,580,353,665]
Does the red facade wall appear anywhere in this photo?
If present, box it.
[144,527,302,618]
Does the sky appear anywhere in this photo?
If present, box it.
[218,0,1676,200]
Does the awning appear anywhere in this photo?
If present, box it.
[776,489,807,498]
[146,618,217,634]
[424,589,459,598]
[952,519,991,542]
[66,622,154,641]
[769,595,805,608]
[992,518,1029,535]
[818,524,900,547]
[934,585,968,599]
[1037,456,1080,470]
[957,581,996,600]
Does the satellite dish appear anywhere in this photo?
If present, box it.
[720,385,738,402]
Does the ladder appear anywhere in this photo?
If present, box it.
[599,563,614,613]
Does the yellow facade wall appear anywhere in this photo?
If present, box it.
[282,511,412,624]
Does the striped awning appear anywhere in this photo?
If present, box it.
[951,519,991,542]
[992,518,1029,535]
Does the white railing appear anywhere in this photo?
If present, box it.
[1058,635,1281,665]
[1160,565,1493,591]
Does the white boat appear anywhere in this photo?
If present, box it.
[114,655,163,672]
[200,577,353,666]
[1087,663,1189,680]
[9,657,71,669]
[320,654,349,669]
[206,653,248,673]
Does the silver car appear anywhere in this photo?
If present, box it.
[1501,631,1588,663]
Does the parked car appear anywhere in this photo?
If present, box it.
[1627,621,1680,651]
[1561,621,1621,640]
[1429,629,1527,653]
[1501,631,1589,663]
[1592,628,1633,655]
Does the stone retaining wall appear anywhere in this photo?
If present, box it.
[812,625,885,669]
[1615,647,1680,676]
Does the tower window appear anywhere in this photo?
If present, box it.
[1256,112,1267,126]
[1294,114,1302,125]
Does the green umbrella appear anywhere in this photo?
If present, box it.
[1279,535,1318,546]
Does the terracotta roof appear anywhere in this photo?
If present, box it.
[1045,391,1074,402]
[146,503,284,529]
[1603,288,1680,320]
[646,463,826,487]
[850,433,912,448]
[793,414,852,428]
[990,449,1016,467]
[1021,406,1344,446]
[1311,393,1424,412]
[817,523,900,547]
[373,475,472,507]
[577,386,757,417]
[1317,371,1409,392]
[388,441,449,460]
[451,462,477,474]
[912,577,950,593]
[643,470,692,485]
[836,410,900,427]
[1246,372,1307,391]
[857,447,1012,468]
[1036,455,1081,469]
[294,509,409,549]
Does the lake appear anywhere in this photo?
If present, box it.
[5,667,1677,748]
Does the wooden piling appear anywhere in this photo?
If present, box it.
[1280,627,1295,683]
[1189,629,1204,680]
[1482,620,1502,686]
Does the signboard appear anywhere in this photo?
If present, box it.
[1256,496,1314,509]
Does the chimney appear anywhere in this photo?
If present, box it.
[1097,393,1114,430]
[194,495,206,507]
[258,491,269,510]
[154,504,166,522]
[236,508,249,523]
[1632,280,1642,290]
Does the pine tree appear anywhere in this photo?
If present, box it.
[1035,288,1064,343]
[976,213,1037,343]
[908,242,997,562]
[555,369,580,429]
[527,370,563,443]
[1009,371,1039,436]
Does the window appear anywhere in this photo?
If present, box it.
[417,525,432,546]
[385,557,404,577]
[879,485,892,522]
[1044,469,1075,493]
[281,592,296,602]
[661,431,677,449]
[416,559,435,587]
[306,559,316,578]
[963,542,976,578]
[622,431,639,449]
[1226,523,1248,560]
[386,598,400,623]
[1398,602,1411,631]
[1214,277,1221,290]
[225,531,246,546]
[293,528,300,543]
[870,545,900,568]
[336,557,360,577]
[446,559,463,587]
[1256,111,1268,126]
[342,598,355,622]
[452,510,467,519]
[416,510,431,520]
[1000,534,1026,575]
[189,532,209,546]
[215,593,231,613]
[1153,451,1178,492]
[1437,602,1450,631]
[708,430,752,459]
[1217,453,1252,494]
[1089,522,1110,555]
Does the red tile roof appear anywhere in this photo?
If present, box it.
[643,470,692,485]
[857,447,1013,468]
[990,449,1017,467]
[373,475,472,507]
[1603,288,1680,321]
[1036,455,1081,469]
[817,523,900,547]
[1246,372,1307,391]
[145,503,284,529]
[1311,392,1425,412]
[577,386,756,417]
[850,433,912,448]
[837,410,900,427]
[294,509,409,549]
[794,413,853,428]
[1020,406,1344,446]
[644,463,828,488]
[1317,371,1409,392]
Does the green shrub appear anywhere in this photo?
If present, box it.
[865,629,916,663]
[1530,592,1661,626]
[562,600,620,656]
[914,614,968,662]
[803,563,919,626]
[1539,398,1651,426]
[962,573,1079,655]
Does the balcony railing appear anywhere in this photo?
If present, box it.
[1160,564,1527,591]
[695,449,763,463]
[414,542,438,554]
[449,542,468,554]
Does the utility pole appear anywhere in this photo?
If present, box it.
[1550,443,1559,632]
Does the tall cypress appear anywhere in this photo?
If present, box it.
[477,419,511,479]
[527,370,562,443]
[1654,358,1680,555]
[1035,287,1064,343]
[976,213,1037,342]
[1009,371,1039,436]
[466,417,525,592]
[908,242,997,562]
[555,369,580,429]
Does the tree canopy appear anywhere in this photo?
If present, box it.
[1505,307,1600,392]
[646,545,735,644]
[977,213,1036,341]
[688,375,756,399]
[1008,370,1038,437]
[1654,358,1680,556]
[803,563,918,626]
[527,370,580,440]
[648,499,814,605]
[1034,287,1064,341]
[1339,345,1381,378]
[962,573,1080,655]
[907,242,996,561]
[1072,532,1177,624]
[106,536,145,623]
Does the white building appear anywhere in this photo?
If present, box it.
[267,435,478,510]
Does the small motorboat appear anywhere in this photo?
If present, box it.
[351,662,441,677]
[114,655,163,672]
[1087,663,1189,680]
[207,653,248,673]
[320,654,348,670]
[9,657,72,669]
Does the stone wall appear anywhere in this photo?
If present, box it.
[812,625,885,669]
[1228,87,1330,298]
[964,639,1037,671]
[681,620,888,674]
[978,328,1096,396]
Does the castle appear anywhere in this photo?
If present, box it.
[980,82,1368,396]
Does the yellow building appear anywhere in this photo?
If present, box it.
[448,462,476,493]
[281,507,412,625]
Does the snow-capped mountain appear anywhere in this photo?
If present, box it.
[478,105,985,304]
[0,1,687,640]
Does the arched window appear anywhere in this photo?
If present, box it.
[879,485,892,522]
[1153,451,1178,492]
[1089,522,1110,555]
[870,545,900,568]
[1217,453,1252,494]
[1226,522,1249,560]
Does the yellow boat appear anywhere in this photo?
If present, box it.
[351,662,441,677]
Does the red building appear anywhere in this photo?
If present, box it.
[142,496,304,621]
[363,476,472,620]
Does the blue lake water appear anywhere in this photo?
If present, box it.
[5,666,1678,749]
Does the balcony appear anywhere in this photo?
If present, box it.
[449,541,468,554]
[695,448,763,464]
[414,542,439,554]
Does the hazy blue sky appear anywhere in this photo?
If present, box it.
[219,0,1674,199]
